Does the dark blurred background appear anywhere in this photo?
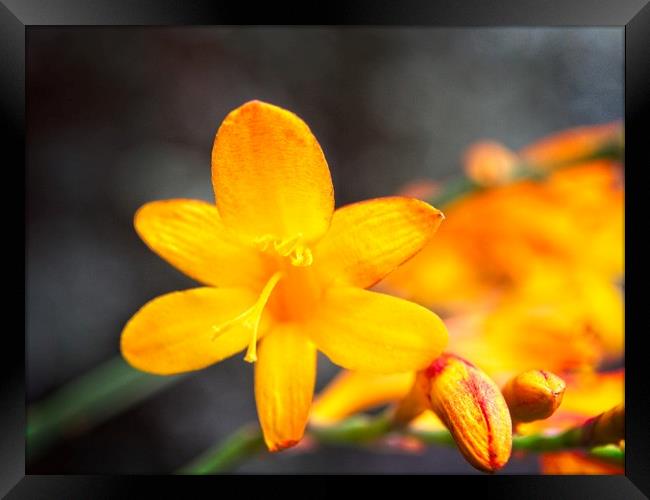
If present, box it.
[26,27,622,473]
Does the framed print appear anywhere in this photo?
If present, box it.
[4,0,649,497]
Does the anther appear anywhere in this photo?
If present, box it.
[254,233,314,267]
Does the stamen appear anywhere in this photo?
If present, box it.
[253,234,275,252]
[211,271,283,364]
[254,233,314,267]
[273,234,302,256]
[290,244,313,266]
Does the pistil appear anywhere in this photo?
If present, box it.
[212,271,283,362]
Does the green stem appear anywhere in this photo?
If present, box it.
[27,356,182,461]
[589,444,625,465]
[512,427,583,452]
[176,424,264,475]
[309,413,393,444]
[178,411,625,474]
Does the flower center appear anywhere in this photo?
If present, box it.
[210,234,322,363]
[254,233,313,267]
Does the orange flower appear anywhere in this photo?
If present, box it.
[382,124,624,373]
[384,123,623,310]
[384,165,623,309]
[447,299,606,378]
[120,101,448,452]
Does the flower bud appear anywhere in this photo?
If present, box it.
[464,141,518,186]
[502,370,566,423]
[581,404,624,447]
[425,353,512,472]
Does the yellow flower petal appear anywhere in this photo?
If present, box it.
[255,323,317,451]
[135,199,266,288]
[311,370,414,425]
[307,287,448,373]
[121,287,257,375]
[211,100,334,247]
[313,196,444,288]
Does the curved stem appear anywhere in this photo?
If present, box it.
[27,357,182,461]
[177,410,625,474]
[176,424,264,475]
[308,413,394,444]
[589,444,625,465]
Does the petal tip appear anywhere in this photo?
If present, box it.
[267,439,300,453]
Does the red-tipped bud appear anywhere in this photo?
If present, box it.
[581,404,625,447]
[425,353,513,472]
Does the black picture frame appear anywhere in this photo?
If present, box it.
[5,0,649,497]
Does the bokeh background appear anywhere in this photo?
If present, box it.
[26,27,623,473]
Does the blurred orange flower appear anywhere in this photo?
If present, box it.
[520,121,623,170]
[383,122,624,365]
[311,122,624,475]
[384,162,623,309]
[120,100,448,451]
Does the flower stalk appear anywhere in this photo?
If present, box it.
[176,423,265,475]
[175,405,624,474]
[27,356,182,461]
